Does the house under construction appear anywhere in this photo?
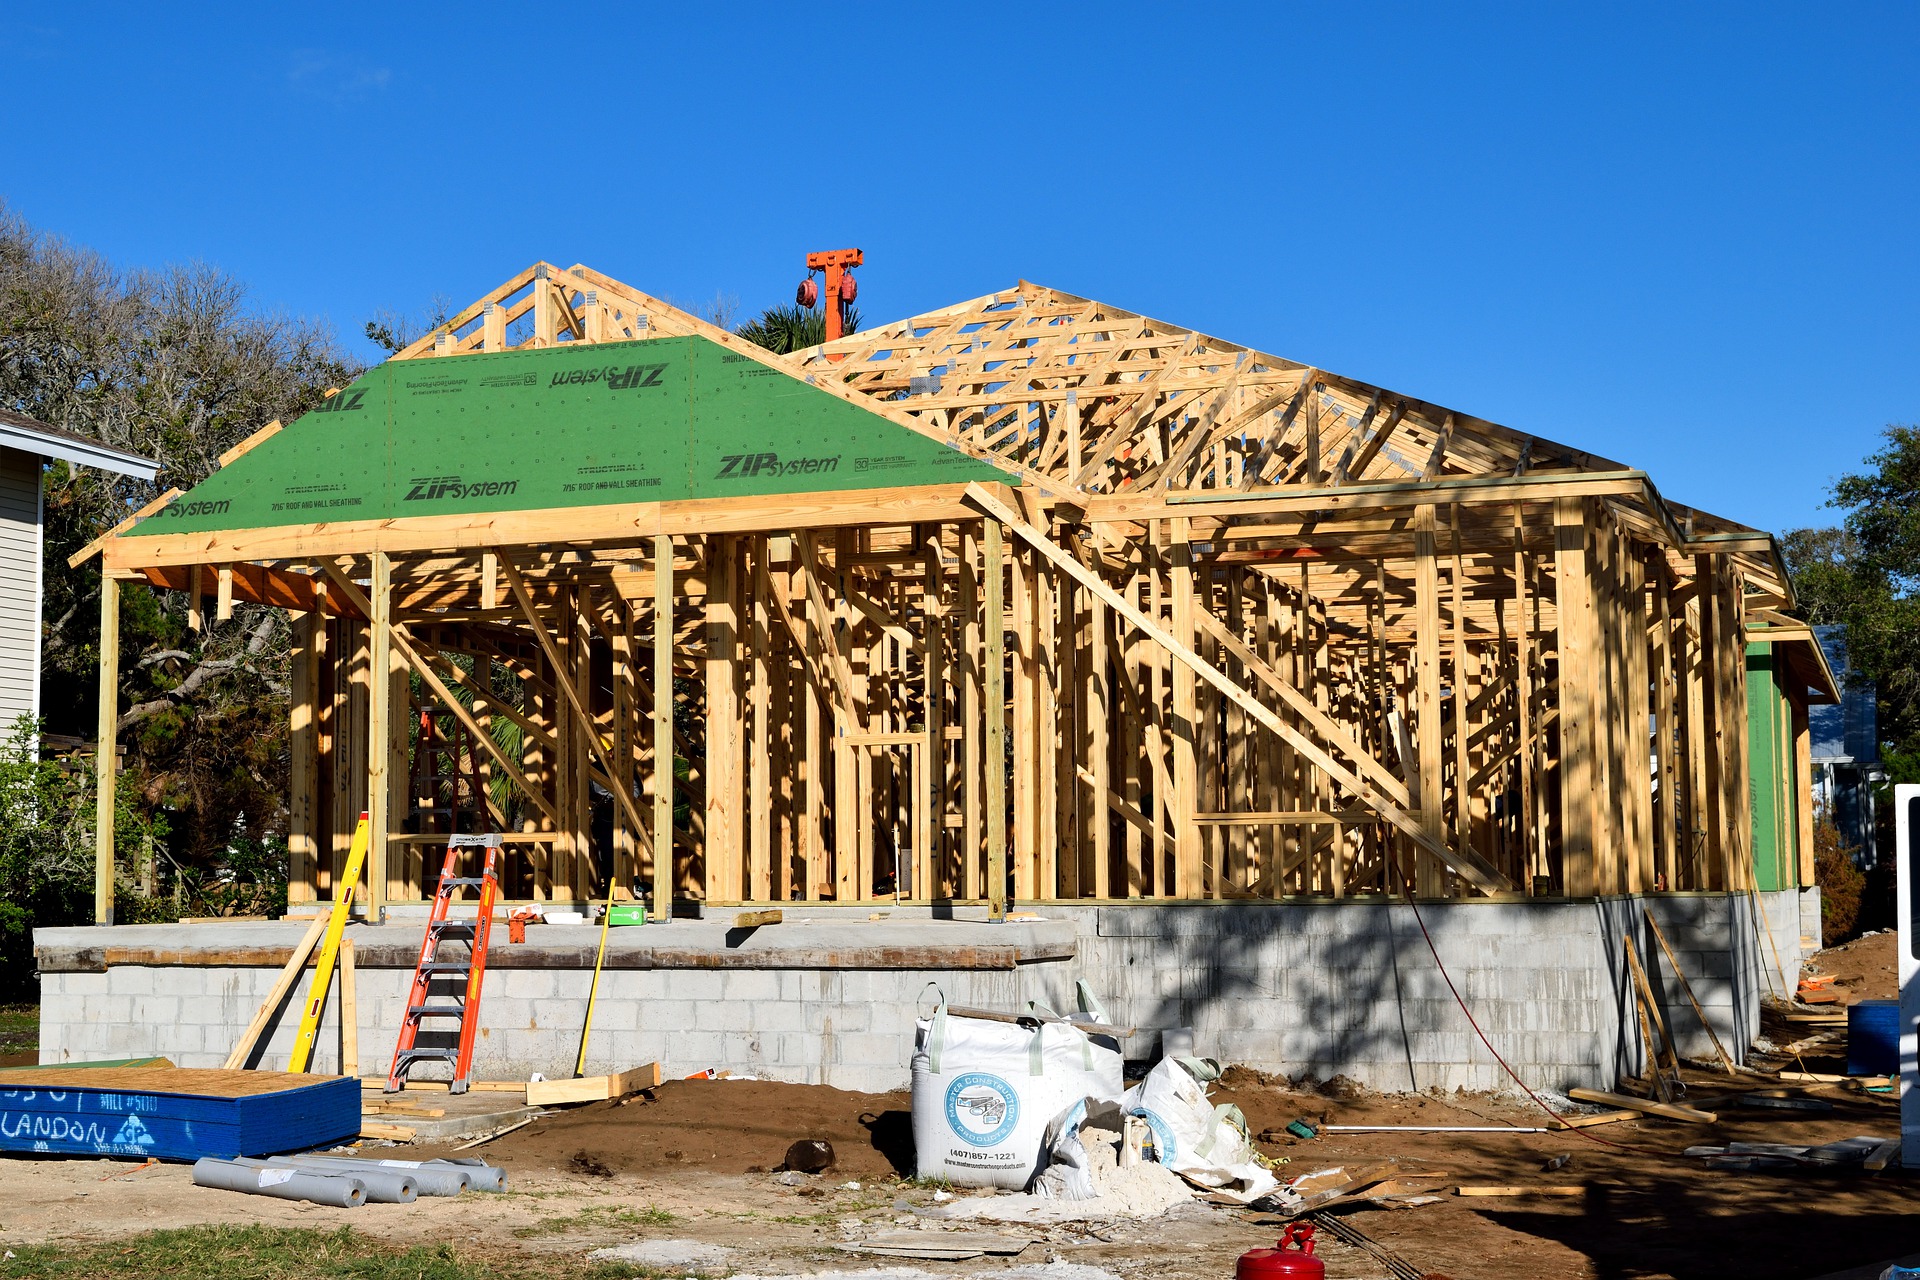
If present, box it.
[41,263,1834,1093]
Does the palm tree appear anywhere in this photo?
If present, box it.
[734,302,860,355]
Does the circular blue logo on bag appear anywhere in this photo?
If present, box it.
[1130,1106,1177,1163]
[945,1072,1019,1146]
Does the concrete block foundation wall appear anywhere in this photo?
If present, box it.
[36,891,1807,1096]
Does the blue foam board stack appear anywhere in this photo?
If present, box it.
[0,1068,361,1161]
[1848,999,1900,1077]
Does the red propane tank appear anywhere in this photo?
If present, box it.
[1236,1224,1323,1280]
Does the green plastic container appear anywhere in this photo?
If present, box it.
[605,904,649,927]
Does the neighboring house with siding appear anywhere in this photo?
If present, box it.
[0,409,157,735]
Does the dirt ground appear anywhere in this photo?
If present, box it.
[0,936,1911,1280]
[1803,930,1897,1003]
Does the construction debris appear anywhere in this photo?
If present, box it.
[1684,1136,1893,1172]
[525,1062,662,1107]
[1565,1088,1717,1123]
[782,1139,836,1173]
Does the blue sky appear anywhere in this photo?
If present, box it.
[1,4,1913,535]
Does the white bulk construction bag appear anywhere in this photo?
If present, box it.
[1125,1055,1278,1203]
[910,985,1123,1189]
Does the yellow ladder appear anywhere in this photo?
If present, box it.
[288,812,370,1073]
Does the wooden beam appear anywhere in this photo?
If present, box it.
[985,518,1008,917]
[1556,499,1598,896]
[366,553,392,918]
[94,576,120,925]
[652,536,674,918]
[1414,506,1445,896]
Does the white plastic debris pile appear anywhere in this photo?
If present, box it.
[930,1107,1194,1223]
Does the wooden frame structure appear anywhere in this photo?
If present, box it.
[87,268,1836,921]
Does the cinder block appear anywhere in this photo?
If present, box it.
[588,1000,640,1032]
[721,970,780,1002]
[639,999,697,1033]
[693,1001,753,1033]
[749,1000,806,1034]
[128,996,180,1027]
[110,967,156,995]
[835,1032,900,1067]
[666,1030,724,1071]
[176,997,226,1028]
[664,970,725,1001]
[501,970,557,1001]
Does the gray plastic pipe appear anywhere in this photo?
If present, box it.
[437,1157,507,1192]
[284,1155,471,1196]
[246,1157,418,1204]
[191,1158,364,1208]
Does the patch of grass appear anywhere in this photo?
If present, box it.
[0,1006,37,1057]
[512,1203,677,1239]
[0,1224,650,1280]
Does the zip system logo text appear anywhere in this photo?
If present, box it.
[403,475,520,502]
[715,453,840,479]
[312,389,367,413]
[549,362,667,391]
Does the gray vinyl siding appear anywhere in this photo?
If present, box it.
[0,446,43,735]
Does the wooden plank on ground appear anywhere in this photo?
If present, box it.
[359,1121,418,1141]
[1455,1185,1585,1197]
[1547,1109,1641,1130]
[526,1061,663,1107]
[359,1078,526,1094]
[1566,1087,1717,1123]
[733,909,783,929]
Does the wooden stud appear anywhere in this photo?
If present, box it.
[651,536,674,919]
[985,518,1008,918]
[366,552,392,919]
[1414,506,1445,896]
[93,576,121,925]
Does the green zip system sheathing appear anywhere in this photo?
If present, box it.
[1746,640,1802,892]
[128,336,1007,538]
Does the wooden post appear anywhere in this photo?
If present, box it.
[1413,505,1445,896]
[985,518,1008,919]
[288,609,319,905]
[1555,499,1598,897]
[706,535,743,901]
[920,524,944,902]
[1695,554,1726,890]
[1793,698,1815,887]
[612,600,635,900]
[750,538,773,902]
[1089,576,1111,900]
[366,552,392,920]
[1510,506,1536,889]
[651,535,674,920]
[93,575,120,926]
[1169,518,1201,898]
[960,524,982,899]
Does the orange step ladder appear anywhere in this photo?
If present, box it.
[385,833,501,1095]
